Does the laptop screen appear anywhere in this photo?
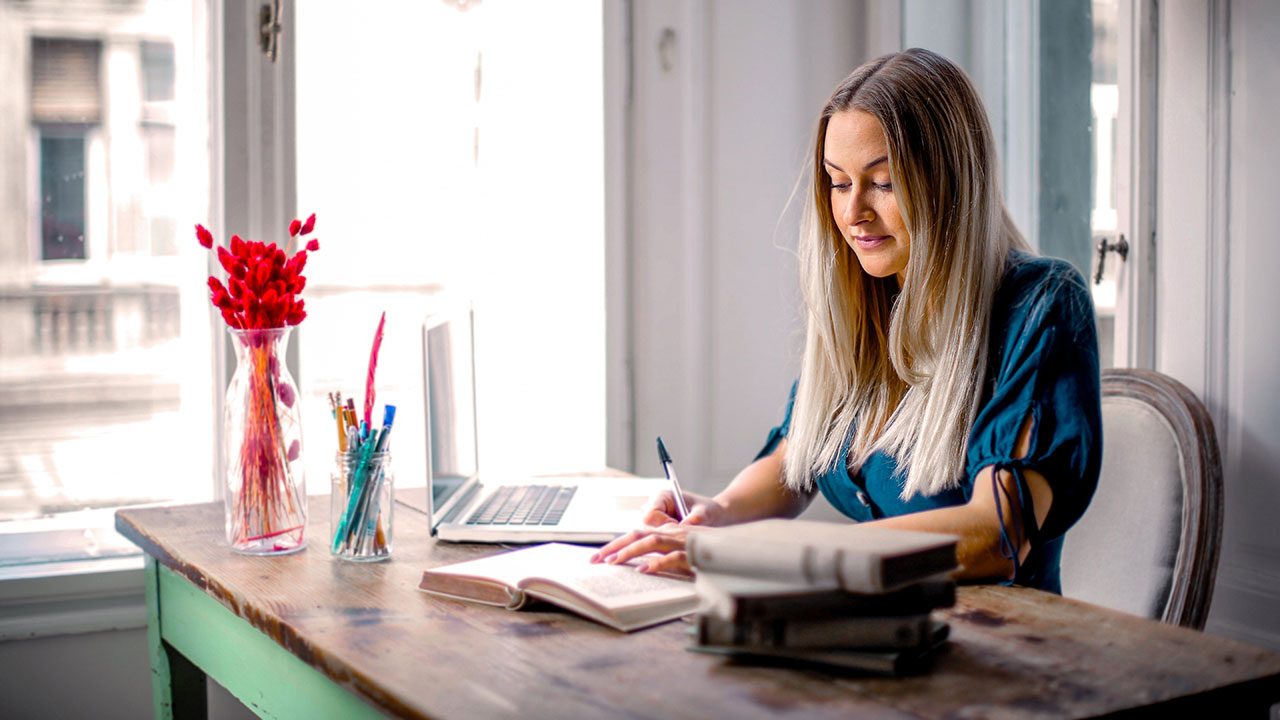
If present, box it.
[423,308,479,514]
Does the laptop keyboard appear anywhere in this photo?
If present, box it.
[465,485,577,526]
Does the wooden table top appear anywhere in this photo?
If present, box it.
[116,497,1280,720]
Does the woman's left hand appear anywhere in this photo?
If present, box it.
[588,522,707,577]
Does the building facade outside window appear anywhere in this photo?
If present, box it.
[0,0,212,565]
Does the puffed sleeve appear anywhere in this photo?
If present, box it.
[964,259,1103,555]
[754,379,798,461]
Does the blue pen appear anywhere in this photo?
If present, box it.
[344,405,398,555]
[375,405,396,451]
[357,405,398,551]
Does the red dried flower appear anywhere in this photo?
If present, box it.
[195,214,321,329]
[217,246,237,274]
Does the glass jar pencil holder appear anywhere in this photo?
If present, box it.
[331,450,394,561]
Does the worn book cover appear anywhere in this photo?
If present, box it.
[687,519,959,593]
[694,612,950,650]
[687,638,948,677]
[696,571,955,621]
[418,542,700,632]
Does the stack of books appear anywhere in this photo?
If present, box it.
[686,519,960,676]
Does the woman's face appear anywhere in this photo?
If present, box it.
[823,109,910,284]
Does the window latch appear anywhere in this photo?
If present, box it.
[259,0,283,63]
[1094,233,1128,285]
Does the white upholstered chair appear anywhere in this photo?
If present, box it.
[1059,368,1223,629]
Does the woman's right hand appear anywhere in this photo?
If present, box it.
[585,490,728,576]
[640,488,727,528]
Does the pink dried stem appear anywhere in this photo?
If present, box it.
[231,333,303,545]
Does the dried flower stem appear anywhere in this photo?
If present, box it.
[230,332,304,548]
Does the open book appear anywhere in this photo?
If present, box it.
[417,543,700,632]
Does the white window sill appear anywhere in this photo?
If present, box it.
[0,510,149,642]
[0,555,146,642]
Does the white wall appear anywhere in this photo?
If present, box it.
[1139,0,1280,651]
[0,628,256,720]
[1205,0,1280,651]
[622,0,862,516]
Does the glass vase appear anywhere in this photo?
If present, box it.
[223,327,306,554]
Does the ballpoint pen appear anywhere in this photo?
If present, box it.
[656,437,689,521]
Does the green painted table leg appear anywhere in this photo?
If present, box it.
[154,562,386,720]
[146,555,209,719]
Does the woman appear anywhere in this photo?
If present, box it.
[592,48,1101,593]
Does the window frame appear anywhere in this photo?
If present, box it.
[0,0,296,640]
[1111,0,1158,370]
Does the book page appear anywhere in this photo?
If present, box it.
[425,543,694,611]
[555,562,690,603]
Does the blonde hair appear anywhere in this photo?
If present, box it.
[784,48,1032,499]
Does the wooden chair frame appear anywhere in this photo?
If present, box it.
[1101,368,1224,629]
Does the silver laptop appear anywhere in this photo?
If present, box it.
[421,304,667,544]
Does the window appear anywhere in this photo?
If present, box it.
[140,40,175,103]
[32,38,101,263]
[141,39,178,257]
[294,1,607,491]
[1,3,213,568]
[1,0,607,577]
[904,0,1117,367]
[39,129,88,261]
[1090,0,1120,368]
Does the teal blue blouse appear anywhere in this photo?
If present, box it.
[757,252,1102,593]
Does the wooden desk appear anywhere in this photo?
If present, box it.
[116,499,1280,719]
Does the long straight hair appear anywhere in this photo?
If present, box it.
[784,48,1031,498]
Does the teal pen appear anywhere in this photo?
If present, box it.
[333,438,377,552]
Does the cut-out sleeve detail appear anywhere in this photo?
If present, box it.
[991,461,1039,585]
